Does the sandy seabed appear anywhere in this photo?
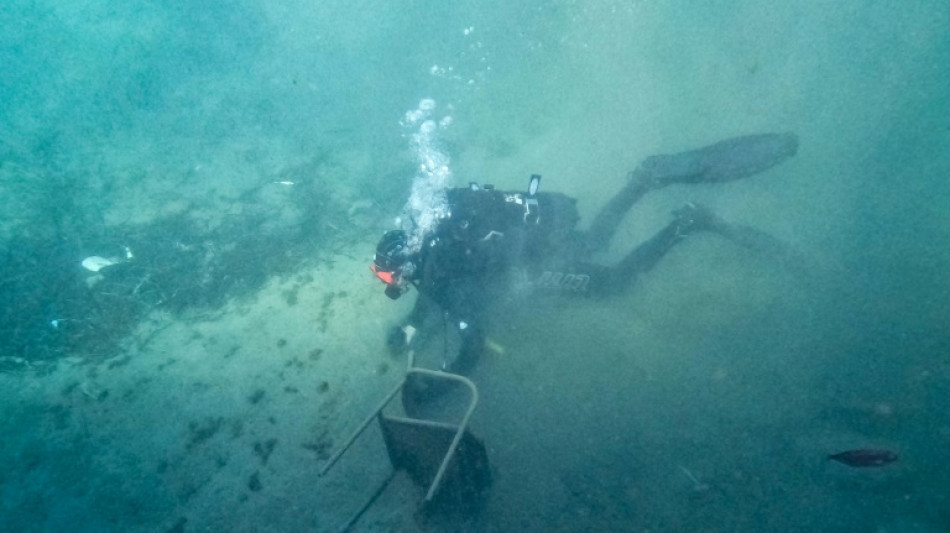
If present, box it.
[0,241,424,532]
[4,234,942,532]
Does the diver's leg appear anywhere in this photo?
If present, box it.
[585,172,652,252]
[668,202,802,261]
[585,132,798,252]
[612,218,687,283]
[610,203,721,289]
[611,202,803,290]
[707,217,806,269]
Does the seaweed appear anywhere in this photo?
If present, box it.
[0,170,351,363]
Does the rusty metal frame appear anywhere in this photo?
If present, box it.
[318,365,479,505]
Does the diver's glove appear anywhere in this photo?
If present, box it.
[386,324,416,356]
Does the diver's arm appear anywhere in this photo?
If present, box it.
[440,278,488,375]
[446,318,485,375]
[386,294,434,355]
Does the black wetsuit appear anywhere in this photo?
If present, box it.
[402,185,623,374]
[395,132,800,376]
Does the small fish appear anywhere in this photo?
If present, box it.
[828,449,898,467]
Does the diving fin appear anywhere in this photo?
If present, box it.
[635,132,799,187]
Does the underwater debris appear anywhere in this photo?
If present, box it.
[678,465,710,493]
[0,192,343,363]
[80,255,120,272]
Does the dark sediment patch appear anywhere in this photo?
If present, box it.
[247,471,262,492]
[186,417,225,451]
[253,438,277,465]
[0,171,362,364]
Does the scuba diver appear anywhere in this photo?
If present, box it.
[371,133,799,388]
